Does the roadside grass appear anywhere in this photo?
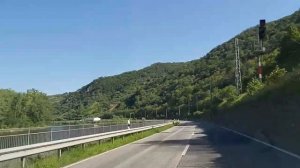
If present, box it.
[27,124,173,168]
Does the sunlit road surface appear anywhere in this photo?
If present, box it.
[66,121,300,168]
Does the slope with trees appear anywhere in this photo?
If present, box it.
[55,10,300,121]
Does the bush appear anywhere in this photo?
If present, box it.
[100,113,113,119]
[246,78,264,96]
[172,120,180,126]
[219,85,239,102]
[266,66,287,84]
[193,111,204,118]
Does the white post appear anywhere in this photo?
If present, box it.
[50,128,53,141]
[58,149,62,158]
[21,157,26,168]
[68,125,71,138]
[27,128,30,145]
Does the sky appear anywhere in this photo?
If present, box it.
[0,0,299,95]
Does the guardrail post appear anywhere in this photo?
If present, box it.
[93,125,95,135]
[68,125,71,138]
[83,125,85,136]
[21,157,26,168]
[58,149,62,158]
[50,128,53,141]
[27,128,30,145]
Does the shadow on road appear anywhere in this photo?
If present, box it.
[139,121,300,168]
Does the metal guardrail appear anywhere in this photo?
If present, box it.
[0,120,164,150]
[0,121,170,167]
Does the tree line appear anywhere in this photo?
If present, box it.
[0,89,53,128]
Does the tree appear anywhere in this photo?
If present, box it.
[23,89,53,124]
[88,102,102,116]
[0,89,53,128]
[218,85,238,102]
[277,25,300,70]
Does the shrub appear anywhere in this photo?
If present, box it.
[100,113,113,119]
[266,66,287,84]
[246,78,264,96]
[193,111,204,118]
[173,120,180,126]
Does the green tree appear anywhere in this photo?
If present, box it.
[23,89,53,124]
[277,25,300,70]
[88,102,102,116]
[218,85,238,102]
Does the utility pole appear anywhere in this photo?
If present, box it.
[210,76,212,106]
[196,96,199,111]
[235,38,242,95]
[188,101,190,116]
[178,106,181,118]
[165,108,168,119]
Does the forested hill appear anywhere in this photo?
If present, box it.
[56,10,300,120]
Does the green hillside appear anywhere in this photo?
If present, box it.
[55,10,300,120]
[0,10,299,129]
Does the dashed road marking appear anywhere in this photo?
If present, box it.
[182,145,190,156]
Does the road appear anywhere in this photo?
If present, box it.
[66,121,300,168]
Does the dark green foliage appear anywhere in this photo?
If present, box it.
[100,113,114,119]
[277,25,300,70]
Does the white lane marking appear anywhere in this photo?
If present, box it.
[182,145,190,156]
[221,126,300,160]
[113,127,186,168]
[181,127,195,156]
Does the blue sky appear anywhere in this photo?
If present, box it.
[0,0,299,95]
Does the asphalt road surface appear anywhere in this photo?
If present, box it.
[66,121,300,168]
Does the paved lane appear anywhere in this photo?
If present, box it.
[66,121,300,168]
[178,122,300,168]
[66,123,195,168]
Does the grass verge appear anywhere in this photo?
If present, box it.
[27,124,173,168]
